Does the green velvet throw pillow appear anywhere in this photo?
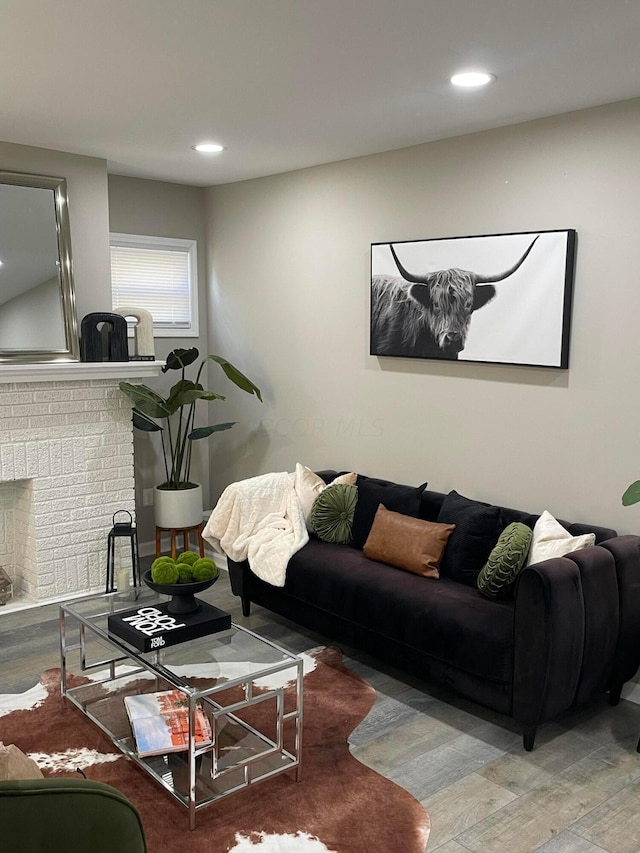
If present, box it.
[310,483,358,545]
[477,521,533,599]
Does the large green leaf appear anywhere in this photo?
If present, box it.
[119,382,171,418]
[162,347,199,372]
[622,480,640,506]
[180,389,226,405]
[166,379,226,412]
[132,408,163,432]
[166,379,197,414]
[207,355,262,401]
[188,422,237,441]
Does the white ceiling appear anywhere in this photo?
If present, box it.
[3,0,640,187]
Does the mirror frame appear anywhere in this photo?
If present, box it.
[0,171,80,364]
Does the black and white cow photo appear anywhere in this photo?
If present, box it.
[370,230,575,368]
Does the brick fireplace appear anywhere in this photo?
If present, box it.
[0,361,162,610]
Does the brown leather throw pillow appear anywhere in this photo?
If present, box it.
[363,504,455,578]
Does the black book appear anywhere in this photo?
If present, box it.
[108,600,231,652]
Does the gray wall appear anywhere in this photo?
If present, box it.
[204,97,640,535]
[107,175,209,544]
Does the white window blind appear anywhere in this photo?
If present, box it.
[110,233,198,337]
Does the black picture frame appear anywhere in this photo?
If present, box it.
[370,229,576,368]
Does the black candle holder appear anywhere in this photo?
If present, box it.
[105,510,141,593]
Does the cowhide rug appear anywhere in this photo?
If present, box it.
[0,646,430,853]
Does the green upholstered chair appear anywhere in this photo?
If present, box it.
[0,778,148,853]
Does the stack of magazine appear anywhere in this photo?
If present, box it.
[124,689,213,758]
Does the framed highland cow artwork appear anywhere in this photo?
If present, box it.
[370,229,576,368]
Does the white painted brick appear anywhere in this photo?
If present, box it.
[68,412,102,425]
[32,389,63,402]
[18,381,58,390]
[86,459,110,473]
[0,391,34,405]
[85,446,116,460]
[102,436,133,449]
[0,417,30,432]
[35,473,86,490]
[36,488,83,504]
[37,443,51,476]
[49,400,86,414]
[0,377,135,604]
[11,403,50,417]
[13,444,27,479]
[84,423,123,435]
[0,446,15,480]
[26,444,40,477]
[48,441,63,475]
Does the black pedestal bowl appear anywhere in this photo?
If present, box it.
[143,569,218,614]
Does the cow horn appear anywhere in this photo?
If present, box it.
[390,235,539,286]
[389,245,433,284]
[474,236,539,284]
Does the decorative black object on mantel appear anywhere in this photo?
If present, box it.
[105,510,141,593]
[80,312,129,362]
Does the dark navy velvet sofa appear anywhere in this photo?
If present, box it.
[227,471,640,750]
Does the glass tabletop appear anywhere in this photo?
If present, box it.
[61,587,300,689]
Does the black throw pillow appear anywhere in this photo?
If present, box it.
[351,475,426,549]
[437,490,501,586]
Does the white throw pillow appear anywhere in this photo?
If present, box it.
[293,463,357,527]
[527,510,596,565]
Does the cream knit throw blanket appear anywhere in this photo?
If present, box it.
[202,471,309,587]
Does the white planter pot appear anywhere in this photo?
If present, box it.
[154,483,203,529]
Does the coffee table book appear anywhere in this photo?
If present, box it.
[124,689,213,758]
[108,600,231,652]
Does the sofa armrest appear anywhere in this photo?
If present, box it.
[598,535,640,694]
[513,542,623,739]
[512,556,585,732]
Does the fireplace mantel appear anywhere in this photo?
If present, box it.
[0,361,165,384]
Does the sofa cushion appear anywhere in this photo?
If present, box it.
[437,490,502,586]
[363,505,455,578]
[477,522,532,598]
[284,539,514,684]
[351,475,426,549]
[527,510,596,565]
[310,483,358,544]
[294,463,357,527]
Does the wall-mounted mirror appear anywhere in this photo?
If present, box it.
[0,171,79,363]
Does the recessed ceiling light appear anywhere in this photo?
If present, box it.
[191,142,225,154]
[450,71,496,88]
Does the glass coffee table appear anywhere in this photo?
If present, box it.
[59,587,303,829]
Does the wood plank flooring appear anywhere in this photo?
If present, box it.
[1,564,640,852]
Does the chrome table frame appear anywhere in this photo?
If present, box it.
[59,589,303,829]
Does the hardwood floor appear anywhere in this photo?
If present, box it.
[1,564,640,852]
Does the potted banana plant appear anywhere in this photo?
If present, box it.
[119,347,261,528]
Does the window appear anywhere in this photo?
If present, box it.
[110,233,199,337]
